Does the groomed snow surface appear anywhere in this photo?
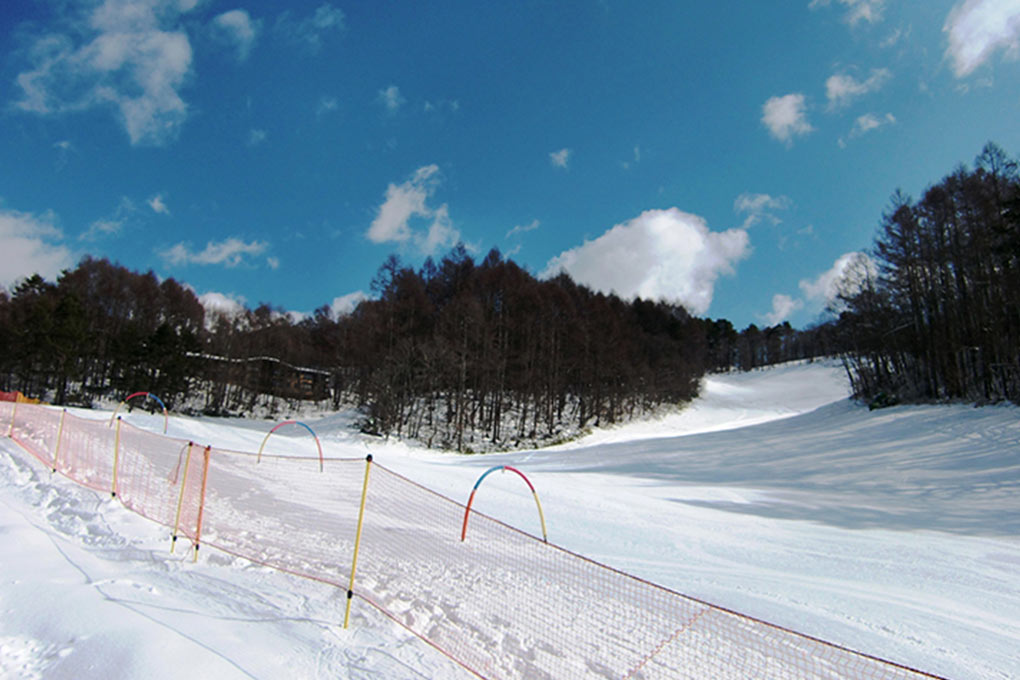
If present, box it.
[2,360,1018,679]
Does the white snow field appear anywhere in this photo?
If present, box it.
[1,360,1018,679]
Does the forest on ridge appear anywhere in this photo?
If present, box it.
[0,247,829,450]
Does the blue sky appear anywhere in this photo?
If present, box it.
[2,0,1019,329]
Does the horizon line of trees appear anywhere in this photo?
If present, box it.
[0,250,829,448]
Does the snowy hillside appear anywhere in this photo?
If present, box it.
[2,360,1018,679]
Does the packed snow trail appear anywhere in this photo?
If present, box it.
[2,361,1018,678]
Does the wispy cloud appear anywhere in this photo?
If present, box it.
[852,111,896,136]
[549,148,571,168]
[366,165,460,256]
[159,237,270,268]
[248,128,267,146]
[506,219,540,239]
[316,95,339,117]
[0,205,73,287]
[53,140,74,169]
[622,145,642,170]
[944,0,1020,77]
[424,99,460,115]
[825,68,891,110]
[13,0,197,146]
[838,112,897,147]
[212,9,261,62]
[762,94,813,146]
[148,194,170,215]
[540,208,750,315]
[275,4,345,52]
[80,196,136,241]
[809,0,886,26]
[377,85,405,114]
[734,193,792,229]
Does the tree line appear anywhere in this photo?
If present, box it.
[833,142,1020,405]
[0,250,827,449]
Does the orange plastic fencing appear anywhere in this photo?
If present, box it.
[0,401,947,680]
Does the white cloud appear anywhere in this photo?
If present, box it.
[421,204,459,255]
[506,219,540,239]
[212,9,261,62]
[366,165,461,255]
[199,291,247,319]
[762,94,813,146]
[549,148,571,168]
[809,0,886,26]
[763,294,804,326]
[540,208,750,315]
[944,0,1020,77]
[799,251,877,308]
[0,206,74,288]
[734,193,792,229]
[148,193,170,215]
[330,290,368,318]
[367,165,437,243]
[825,68,891,110]
[377,85,405,114]
[159,237,270,268]
[14,0,197,146]
[275,4,345,52]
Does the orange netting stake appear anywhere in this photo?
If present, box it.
[193,446,212,563]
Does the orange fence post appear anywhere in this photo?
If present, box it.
[193,446,212,563]
[111,416,122,498]
[52,409,67,473]
[170,442,195,554]
[343,454,373,629]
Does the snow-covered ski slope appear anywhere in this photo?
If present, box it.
[1,360,1018,679]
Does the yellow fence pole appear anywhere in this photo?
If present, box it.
[344,454,373,629]
[193,446,212,563]
[52,409,67,473]
[171,442,195,554]
[111,416,122,498]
